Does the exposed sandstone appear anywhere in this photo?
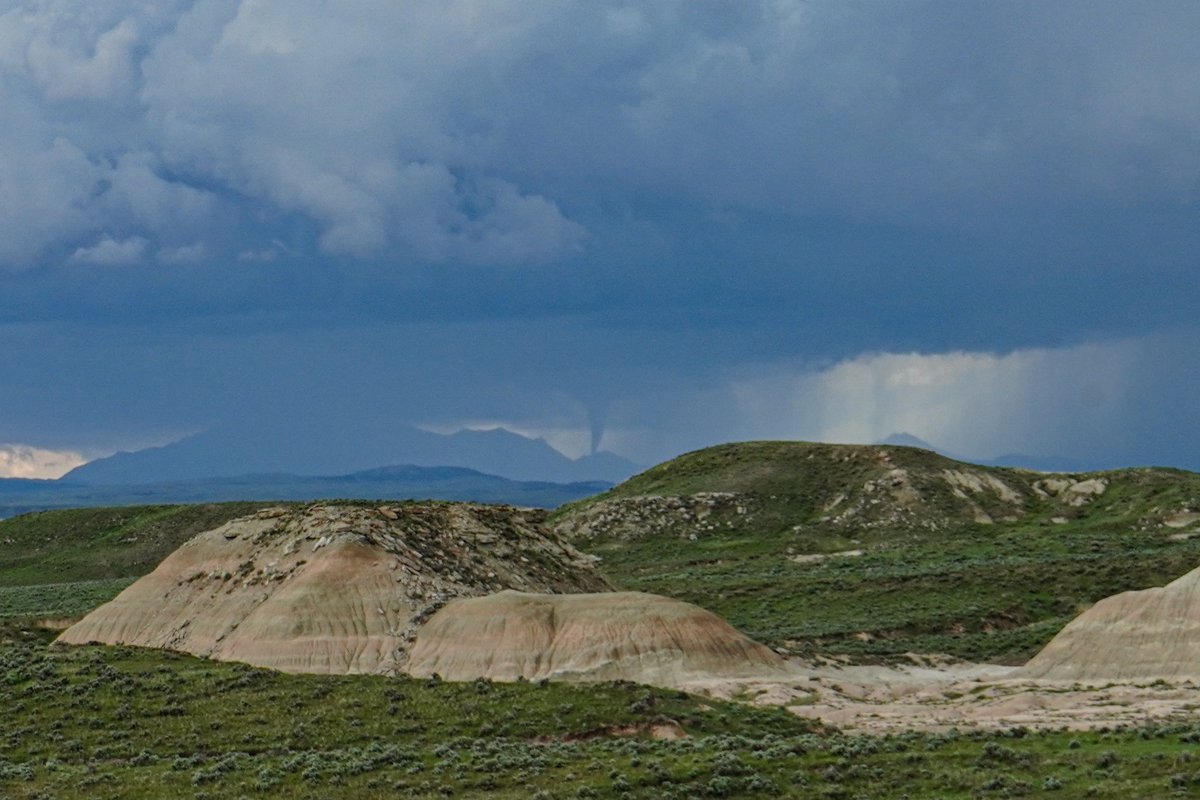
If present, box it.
[58,503,610,674]
[1018,563,1200,681]
[406,589,792,687]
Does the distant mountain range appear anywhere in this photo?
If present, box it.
[877,433,1094,473]
[0,463,610,520]
[64,423,641,486]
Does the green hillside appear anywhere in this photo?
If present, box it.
[0,503,279,618]
[553,441,1200,663]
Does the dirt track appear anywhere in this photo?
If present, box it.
[686,658,1200,733]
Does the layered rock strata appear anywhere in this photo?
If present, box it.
[407,589,791,687]
[1019,564,1200,681]
[59,503,610,674]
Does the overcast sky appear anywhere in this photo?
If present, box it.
[1,0,1198,477]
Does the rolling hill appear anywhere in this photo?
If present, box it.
[552,440,1200,663]
[9,438,1200,667]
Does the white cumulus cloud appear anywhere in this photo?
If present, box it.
[158,242,206,265]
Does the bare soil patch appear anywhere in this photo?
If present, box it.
[684,657,1200,733]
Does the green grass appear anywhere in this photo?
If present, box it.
[0,579,137,619]
[0,624,818,799]
[588,518,1200,663]
[3,625,1200,798]
[0,503,281,611]
[558,441,1200,663]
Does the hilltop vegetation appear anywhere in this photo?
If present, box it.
[553,441,1200,663]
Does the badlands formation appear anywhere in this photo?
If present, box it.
[695,562,1200,733]
[59,503,787,686]
[407,589,789,685]
[56,482,1200,730]
[749,565,1200,732]
[1018,562,1200,682]
[60,503,611,674]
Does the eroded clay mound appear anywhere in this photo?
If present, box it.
[406,589,791,687]
[1018,565,1200,681]
[58,503,610,674]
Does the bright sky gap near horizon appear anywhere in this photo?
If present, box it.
[1,1,1198,479]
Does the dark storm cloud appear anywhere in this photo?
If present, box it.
[0,1,1197,469]
[1,0,1196,275]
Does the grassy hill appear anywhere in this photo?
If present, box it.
[552,441,1200,663]
[7,442,1200,664]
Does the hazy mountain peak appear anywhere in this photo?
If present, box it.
[62,423,641,486]
[878,432,940,451]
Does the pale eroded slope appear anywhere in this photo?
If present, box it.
[58,503,610,674]
[406,589,792,687]
[1018,563,1200,681]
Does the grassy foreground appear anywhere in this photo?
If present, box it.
[3,624,1200,799]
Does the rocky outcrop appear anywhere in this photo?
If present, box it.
[552,492,755,541]
[550,443,1170,543]
[406,589,792,687]
[58,503,610,674]
[552,465,1034,542]
[1031,477,1109,507]
[1018,564,1200,681]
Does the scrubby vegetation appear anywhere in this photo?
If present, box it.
[0,503,279,617]
[7,443,1200,663]
[555,442,1200,663]
[0,623,817,798]
[6,444,1200,797]
[0,579,136,619]
[584,512,1200,663]
[3,623,1200,798]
